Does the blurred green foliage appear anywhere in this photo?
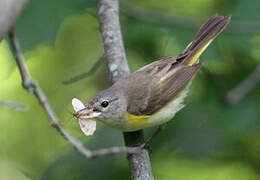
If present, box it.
[0,0,260,179]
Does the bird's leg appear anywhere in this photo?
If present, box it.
[141,124,166,149]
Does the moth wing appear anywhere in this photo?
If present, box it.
[142,63,202,115]
[72,98,85,112]
[78,119,96,136]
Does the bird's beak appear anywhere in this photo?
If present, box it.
[73,107,101,119]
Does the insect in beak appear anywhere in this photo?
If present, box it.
[73,107,92,118]
[73,107,101,119]
[72,98,98,136]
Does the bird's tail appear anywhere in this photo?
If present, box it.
[180,15,231,66]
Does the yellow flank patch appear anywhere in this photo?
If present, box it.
[187,40,213,66]
[127,113,150,128]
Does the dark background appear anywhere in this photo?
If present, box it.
[0,0,260,179]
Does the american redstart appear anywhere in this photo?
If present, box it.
[72,15,230,136]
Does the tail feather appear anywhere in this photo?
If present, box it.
[180,15,231,66]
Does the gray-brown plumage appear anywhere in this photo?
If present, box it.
[75,15,230,132]
[113,15,230,115]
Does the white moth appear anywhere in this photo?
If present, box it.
[72,98,96,136]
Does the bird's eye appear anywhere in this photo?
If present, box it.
[101,101,109,108]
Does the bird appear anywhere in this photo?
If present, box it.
[72,15,230,136]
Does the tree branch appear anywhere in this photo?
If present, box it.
[62,55,105,85]
[226,65,260,104]
[8,28,140,159]
[120,2,200,29]
[97,0,154,179]
[121,2,260,34]
[0,100,29,111]
[124,131,154,180]
[97,0,130,83]
[0,0,29,41]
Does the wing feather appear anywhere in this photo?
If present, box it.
[140,63,202,115]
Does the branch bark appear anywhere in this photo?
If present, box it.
[8,29,139,159]
[97,0,130,83]
[124,131,154,180]
[97,0,154,179]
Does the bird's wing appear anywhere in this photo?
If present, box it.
[139,63,202,115]
[126,15,230,115]
[136,56,178,73]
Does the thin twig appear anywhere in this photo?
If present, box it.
[0,100,29,111]
[62,55,105,85]
[226,65,260,105]
[121,2,260,34]
[8,28,140,159]
[97,0,154,179]
[120,2,200,29]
